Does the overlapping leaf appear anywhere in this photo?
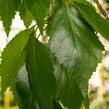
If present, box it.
[25,0,50,34]
[53,63,83,109]
[0,0,20,35]
[49,6,104,109]
[19,2,34,28]
[26,34,57,109]
[16,65,40,109]
[0,28,33,94]
[73,0,109,40]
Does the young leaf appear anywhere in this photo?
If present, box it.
[49,6,104,109]
[19,2,34,28]
[25,0,50,34]
[0,28,33,94]
[26,34,57,109]
[73,0,109,40]
[0,0,20,35]
[16,65,40,109]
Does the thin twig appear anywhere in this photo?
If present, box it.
[95,0,109,35]
[37,33,41,39]
[96,0,109,20]
[37,26,48,39]
[35,26,38,33]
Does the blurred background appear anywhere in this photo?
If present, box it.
[0,0,109,109]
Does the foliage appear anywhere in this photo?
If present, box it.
[0,0,109,109]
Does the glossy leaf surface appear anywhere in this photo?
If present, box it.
[49,6,104,109]
[26,34,57,109]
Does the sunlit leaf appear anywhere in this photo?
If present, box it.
[0,0,20,35]
[73,0,109,40]
[1,28,33,94]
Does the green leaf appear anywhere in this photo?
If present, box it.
[26,34,57,109]
[16,65,40,109]
[55,0,63,12]
[24,0,35,10]
[73,0,109,40]
[54,63,83,109]
[83,95,89,109]
[0,0,20,35]
[25,0,50,34]
[49,6,104,109]
[0,28,33,94]
[19,2,34,28]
